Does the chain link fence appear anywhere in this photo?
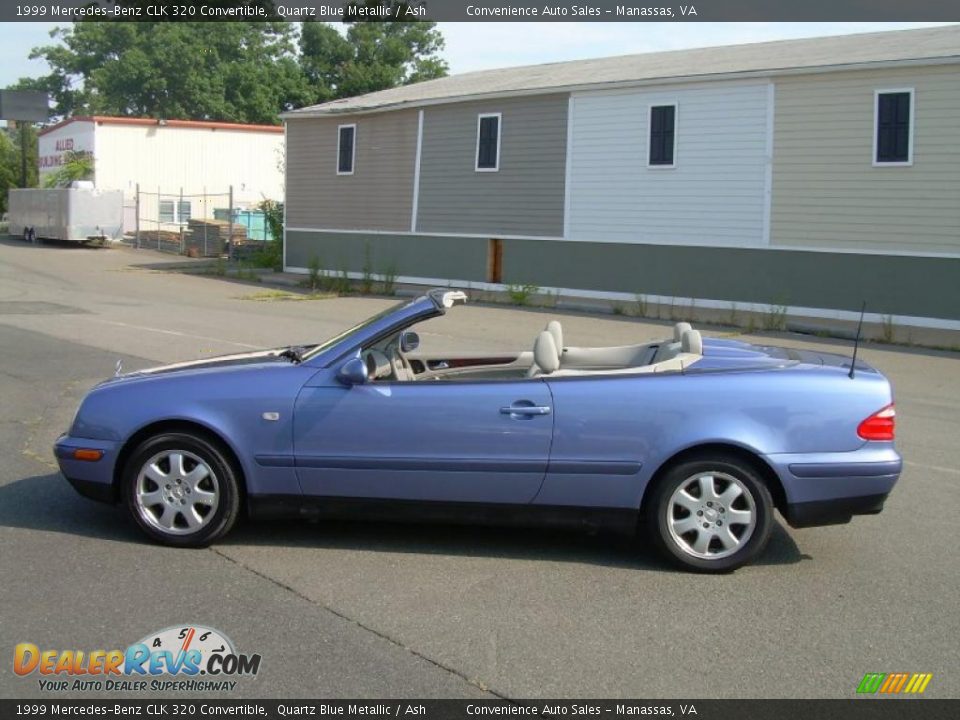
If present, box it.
[132,186,236,257]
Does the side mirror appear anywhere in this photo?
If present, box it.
[399,330,420,354]
[337,357,368,386]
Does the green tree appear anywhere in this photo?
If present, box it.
[21,21,312,123]
[43,150,94,188]
[0,131,18,215]
[300,17,448,102]
[0,124,39,214]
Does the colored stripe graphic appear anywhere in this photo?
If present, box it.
[857,673,886,693]
[858,672,932,695]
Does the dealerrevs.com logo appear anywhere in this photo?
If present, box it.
[14,625,261,693]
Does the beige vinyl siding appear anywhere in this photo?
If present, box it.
[415,94,567,237]
[285,111,417,231]
[772,65,960,255]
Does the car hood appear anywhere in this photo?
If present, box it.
[107,347,313,382]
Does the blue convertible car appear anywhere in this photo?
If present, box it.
[55,289,901,572]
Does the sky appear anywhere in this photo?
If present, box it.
[0,21,954,91]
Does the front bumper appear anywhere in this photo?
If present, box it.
[764,445,901,529]
[54,434,120,504]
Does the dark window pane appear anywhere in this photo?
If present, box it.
[338,126,354,173]
[477,115,499,169]
[876,92,910,163]
[649,105,675,165]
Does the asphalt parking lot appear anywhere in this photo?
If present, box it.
[0,238,958,699]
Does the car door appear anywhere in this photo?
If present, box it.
[293,378,554,504]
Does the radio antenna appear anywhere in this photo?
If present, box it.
[849,301,866,379]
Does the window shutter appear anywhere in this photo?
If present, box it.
[338,126,355,173]
[649,105,675,165]
[876,92,910,163]
[477,116,499,169]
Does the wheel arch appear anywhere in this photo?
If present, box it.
[640,442,787,516]
[112,419,248,504]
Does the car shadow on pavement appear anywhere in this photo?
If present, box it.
[0,472,141,544]
[220,514,808,571]
[1,472,807,569]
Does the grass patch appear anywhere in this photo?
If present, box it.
[238,290,334,302]
[880,314,896,344]
[506,283,540,306]
[763,302,788,331]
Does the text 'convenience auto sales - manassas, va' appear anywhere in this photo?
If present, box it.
[13,625,261,692]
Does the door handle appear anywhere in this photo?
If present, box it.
[500,405,552,416]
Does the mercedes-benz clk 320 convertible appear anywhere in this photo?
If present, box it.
[55,289,901,572]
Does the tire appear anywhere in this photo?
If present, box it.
[122,432,241,547]
[646,454,774,573]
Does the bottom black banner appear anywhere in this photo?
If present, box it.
[1,700,956,720]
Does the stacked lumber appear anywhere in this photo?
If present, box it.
[185,219,247,257]
[137,229,183,253]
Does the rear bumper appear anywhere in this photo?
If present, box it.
[54,434,119,504]
[764,446,901,529]
[784,493,888,528]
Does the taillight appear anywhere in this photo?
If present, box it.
[857,403,896,441]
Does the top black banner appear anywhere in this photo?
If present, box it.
[4,0,960,23]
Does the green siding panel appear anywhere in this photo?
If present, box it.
[285,230,488,283]
[286,231,960,321]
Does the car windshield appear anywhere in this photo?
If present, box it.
[299,300,410,362]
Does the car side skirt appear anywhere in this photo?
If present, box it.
[248,495,640,535]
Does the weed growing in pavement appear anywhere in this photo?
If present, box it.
[506,283,539,306]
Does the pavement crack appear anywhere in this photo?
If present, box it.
[209,546,507,699]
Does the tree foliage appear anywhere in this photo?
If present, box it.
[20,17,448,124]
[0,132,18,215]
[23,22,312,123]
[0,125,39,213]
[43,150,95,188]
[300,17,448,102]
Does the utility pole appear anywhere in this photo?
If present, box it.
[20,121,29,187]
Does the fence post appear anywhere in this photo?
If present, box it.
[227,185,234,261]
[179,186,185,255]
[134,183,140,249]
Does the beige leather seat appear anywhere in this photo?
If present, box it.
[546,320,563,353]
[527,331,560,377]
[681,328,703,355]
[654,328,701,363]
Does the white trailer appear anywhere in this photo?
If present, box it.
[7,186,124,244]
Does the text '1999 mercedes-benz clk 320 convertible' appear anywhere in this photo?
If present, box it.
[55,290,901,572]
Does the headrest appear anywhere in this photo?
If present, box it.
[364,350,392,379]
[681,329,703,355]
[673,322,693,342]
[546,320,563,352]
[533,331,560,374]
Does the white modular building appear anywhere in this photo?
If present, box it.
[37,116,285,233]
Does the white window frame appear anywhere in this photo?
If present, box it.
[475,112,502,173]
[873,88,914,168]
[337,123,356,176]
[647,102,678,170]
[159,199,191,225]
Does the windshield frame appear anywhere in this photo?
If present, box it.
[300,294,446,368]
[299,299,410,364]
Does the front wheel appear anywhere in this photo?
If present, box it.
[646,455,774,573]
[123,432,241,547]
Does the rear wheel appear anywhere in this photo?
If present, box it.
[646,455,773,573]
[123,432,241,547]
